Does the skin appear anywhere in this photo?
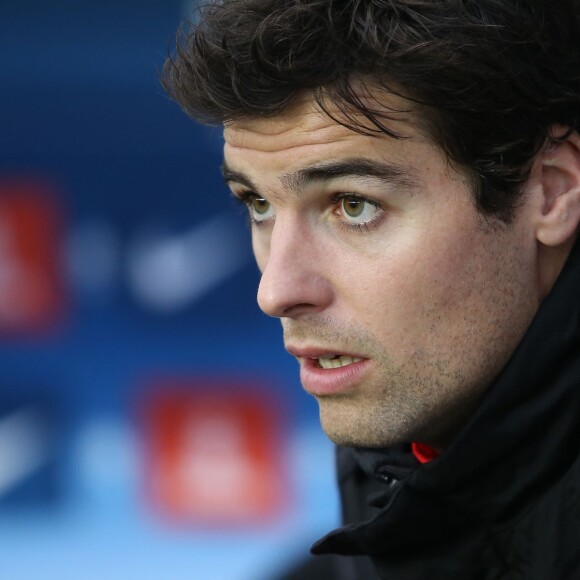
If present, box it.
[223,93,546,449]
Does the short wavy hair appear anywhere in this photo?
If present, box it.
[161,0,580,222]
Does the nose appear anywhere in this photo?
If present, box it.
[256,216,333,318]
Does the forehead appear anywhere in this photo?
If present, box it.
[223,91,428,165]
[224,97,343,150]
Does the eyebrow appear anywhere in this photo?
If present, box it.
[222,164,259,191]
[221,157,421,194]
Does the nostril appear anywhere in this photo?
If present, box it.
[280,301,320,318]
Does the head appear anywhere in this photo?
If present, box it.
[162,0,580,447]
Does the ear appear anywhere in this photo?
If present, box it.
[535,126,580,247]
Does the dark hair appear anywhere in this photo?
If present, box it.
[161,0,580,222]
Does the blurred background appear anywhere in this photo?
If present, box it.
[0,1,338,578]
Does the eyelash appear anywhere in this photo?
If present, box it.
[331,193,384,232]
[231,190,384,232]
[231,191,265,227]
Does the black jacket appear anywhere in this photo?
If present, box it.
[311,242,580,579]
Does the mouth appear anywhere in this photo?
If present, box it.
[286,346,370,395]
[316,354,364,369]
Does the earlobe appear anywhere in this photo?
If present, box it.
[535,127,580,247]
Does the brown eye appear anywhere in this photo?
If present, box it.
[342,197,365,218]
[337,195,382,228]
[248,196,275,223]
[252,197,271,215]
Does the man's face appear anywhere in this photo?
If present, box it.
[223,94,541,448]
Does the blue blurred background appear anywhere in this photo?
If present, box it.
[0,1,337,578]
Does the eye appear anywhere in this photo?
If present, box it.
[338,195,381,225]
[251,196,270,215]
[249,196,275,223]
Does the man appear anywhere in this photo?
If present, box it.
[162,1,580,578]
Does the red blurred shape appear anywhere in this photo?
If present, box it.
[0,180,64,334]
[141,381,288,525]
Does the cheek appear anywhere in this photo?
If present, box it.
[411,239,479,305]
[342,231,494,343]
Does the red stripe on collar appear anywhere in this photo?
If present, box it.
[412,442,441,464]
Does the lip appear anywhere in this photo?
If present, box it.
[286,346,371,396]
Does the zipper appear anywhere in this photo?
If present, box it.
[375,472,399,487]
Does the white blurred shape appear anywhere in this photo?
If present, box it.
[127,213,249,313]
[180,415,255,513]
[0,408,49,496]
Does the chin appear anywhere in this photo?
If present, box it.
[319,416,404,448]
[317,401,440,448]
